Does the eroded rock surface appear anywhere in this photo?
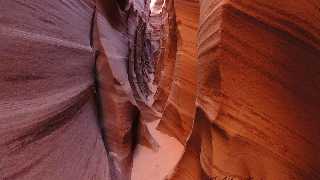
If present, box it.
[0,0,320,180]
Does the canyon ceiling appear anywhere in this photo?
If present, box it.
[0,0,319,180]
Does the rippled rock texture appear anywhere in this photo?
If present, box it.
[0,0,319,180]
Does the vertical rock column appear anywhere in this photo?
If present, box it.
[94,0,162,179]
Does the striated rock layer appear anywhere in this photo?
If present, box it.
[0,1,109,180]
[196,0,320,179]
[0,0,320,180]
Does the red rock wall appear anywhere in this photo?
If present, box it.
[196,0,320,179]
[0,1,110,180]
[0,0,319,180]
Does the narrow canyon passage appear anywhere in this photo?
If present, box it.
[0,0,319,180]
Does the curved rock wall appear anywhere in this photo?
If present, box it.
[0,0,319,180]
[196,0,320,179]
[0,0,110,180]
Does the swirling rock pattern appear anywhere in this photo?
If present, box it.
[0,0,319,180]
[196,0,320,179]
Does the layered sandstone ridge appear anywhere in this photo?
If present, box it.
[196,1,320,179]
[0,0,319,180]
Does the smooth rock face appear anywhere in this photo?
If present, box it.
[0,0,109,180]
[1,0,320,180]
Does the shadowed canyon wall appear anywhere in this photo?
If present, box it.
[0,0,319,180]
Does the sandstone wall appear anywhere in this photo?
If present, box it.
[0,0,319,180]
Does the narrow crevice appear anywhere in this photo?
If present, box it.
[89,6,96,47]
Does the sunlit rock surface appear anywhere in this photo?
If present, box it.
[0,0,319,180]
[196,0,320,179]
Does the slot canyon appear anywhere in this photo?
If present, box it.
[0,0,319,179]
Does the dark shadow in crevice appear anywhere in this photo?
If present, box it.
[100,0,128,30]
